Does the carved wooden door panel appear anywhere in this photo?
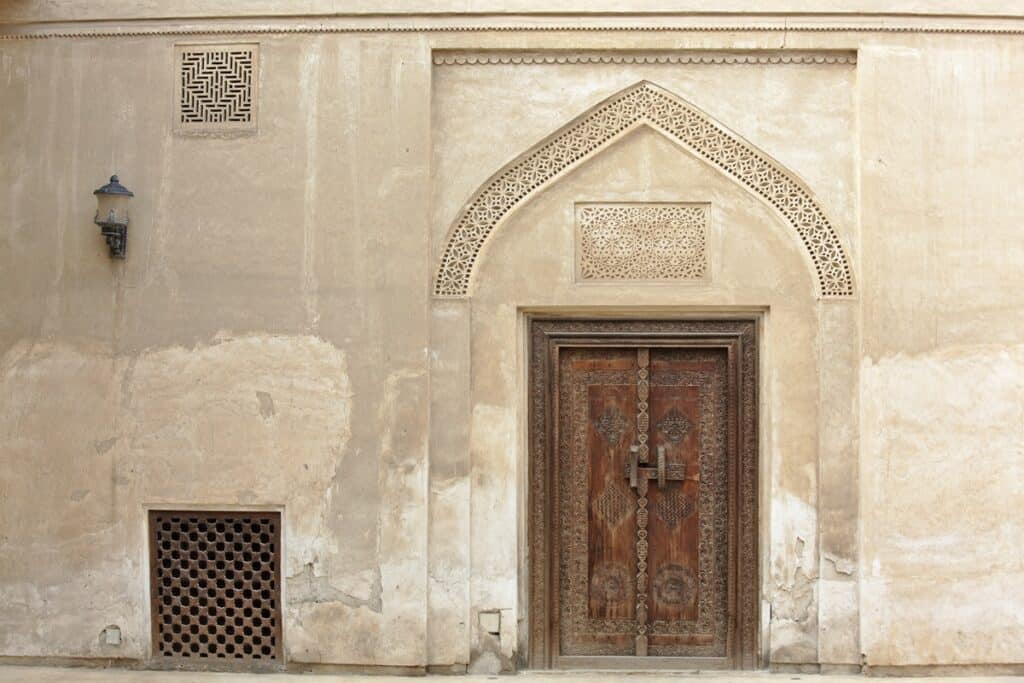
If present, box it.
[530,320,757,670]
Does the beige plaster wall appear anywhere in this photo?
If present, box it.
[857,36,1024,667]
[0,32,433,667]
[0,5,1022,674]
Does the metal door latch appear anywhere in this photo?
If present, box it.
[626,444,685,489]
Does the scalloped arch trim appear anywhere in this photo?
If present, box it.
[433,81,854,298]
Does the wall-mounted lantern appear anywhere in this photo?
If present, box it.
[93,175,133,258]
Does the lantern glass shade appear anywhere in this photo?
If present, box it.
[93,175,133,226]
[95,193,130,225]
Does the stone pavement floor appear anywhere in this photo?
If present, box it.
[1,667,1023,683]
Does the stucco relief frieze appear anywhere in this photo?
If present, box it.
[433,81,854,298]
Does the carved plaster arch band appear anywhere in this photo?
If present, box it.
[433,80,854,298]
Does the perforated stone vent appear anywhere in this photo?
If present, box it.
[149,511,282,669]
[175,44,258,132]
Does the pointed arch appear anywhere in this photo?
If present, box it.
[432,81,854,298]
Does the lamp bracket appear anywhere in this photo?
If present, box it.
[95,218,127,259]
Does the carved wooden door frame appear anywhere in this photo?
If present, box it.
[527,317,759,670]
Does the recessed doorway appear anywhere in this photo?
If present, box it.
[527,318,759,669]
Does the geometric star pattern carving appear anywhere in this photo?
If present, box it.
[578,204,708,281]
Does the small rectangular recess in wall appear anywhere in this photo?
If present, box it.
[174,44,258,134]
[576,202,711,283]
[149,510,282,670]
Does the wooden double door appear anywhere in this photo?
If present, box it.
[528,319,758,669]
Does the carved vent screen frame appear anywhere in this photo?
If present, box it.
[527,318,758,670]
[148,510,283,671]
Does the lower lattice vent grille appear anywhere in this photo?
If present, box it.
[149,511,282,667]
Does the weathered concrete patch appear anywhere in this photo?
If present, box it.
[467,402,518,672]
[256,390,276,419]
[768,492,819,663]
[93,437,118,455]
[287,563,382,612]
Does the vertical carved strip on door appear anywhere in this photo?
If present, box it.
[634,347,650,656]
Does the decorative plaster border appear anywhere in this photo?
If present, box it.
[434,51,857,66]
[433,81,854,298]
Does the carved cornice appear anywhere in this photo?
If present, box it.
[3,20,1024,40]
[433,81,855,299]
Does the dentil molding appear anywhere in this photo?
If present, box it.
[433,50,857,66]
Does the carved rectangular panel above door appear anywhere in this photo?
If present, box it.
[529,319,758,670]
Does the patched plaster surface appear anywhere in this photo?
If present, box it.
[0,335,349,658]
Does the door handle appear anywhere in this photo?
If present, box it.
[657,445,666,489]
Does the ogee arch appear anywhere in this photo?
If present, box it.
[433,81,854,298]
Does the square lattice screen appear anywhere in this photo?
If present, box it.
[149,511,282,669]
[174,44,258,133]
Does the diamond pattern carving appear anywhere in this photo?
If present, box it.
[595,483,632,528]
[578,203,707,281]
[654,490,696,529]
[434,81,853,298]
[176,45,257,131]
